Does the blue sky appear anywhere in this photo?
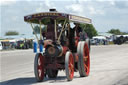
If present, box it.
[0,0,128,37]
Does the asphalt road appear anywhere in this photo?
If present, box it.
[0,45,128,85]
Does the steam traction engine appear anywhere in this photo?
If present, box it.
[24,9,91,81]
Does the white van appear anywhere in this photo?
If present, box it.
[0,41,2,50]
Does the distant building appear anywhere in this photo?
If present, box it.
[98,32,114,41]
[3,34,34,40]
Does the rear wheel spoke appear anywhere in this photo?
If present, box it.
[38,65,42,70]
[84,64,88,70]
[83,56,88,61]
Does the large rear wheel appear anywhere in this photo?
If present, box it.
[34,53,44,82]
[65,51,74,81]
[77,41,90,77]
[77,41,82,75]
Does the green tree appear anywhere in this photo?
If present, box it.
[5,31,19,36]
[108,29,124,35]
[108,29,121,35]
[122,32,128,35]
[80,24,98,38]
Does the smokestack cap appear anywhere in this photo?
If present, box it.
[49,9,57,12]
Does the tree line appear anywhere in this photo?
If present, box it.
[5,25,127,38]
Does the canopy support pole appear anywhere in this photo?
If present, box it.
[39,20,42,40]
[54,19,57,41]
[57,20,67,43]
[30,23,39,43]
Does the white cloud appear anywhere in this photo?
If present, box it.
[0,0,17,6]
[11,16,19,21]
[88,6,105,15]
[44,0,55,8]
[95,0,104,2]
[88,6,96,15]
[66,4,83,13]
[65,4,84,16]
[36,3,44,12]
[35,0,56,12]
[110,1,115,6]
[65,1,106,16]
[45,0,51,8]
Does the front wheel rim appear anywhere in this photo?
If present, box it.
[65,51,74,81]
[37,54,44,80]
[34,53,44,81]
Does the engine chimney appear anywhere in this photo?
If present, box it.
[49,9,57,12]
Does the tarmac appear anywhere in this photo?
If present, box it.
[0,44,128,85]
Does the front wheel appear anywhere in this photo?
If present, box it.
[65,51,74,81]
[34,53,44,82]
